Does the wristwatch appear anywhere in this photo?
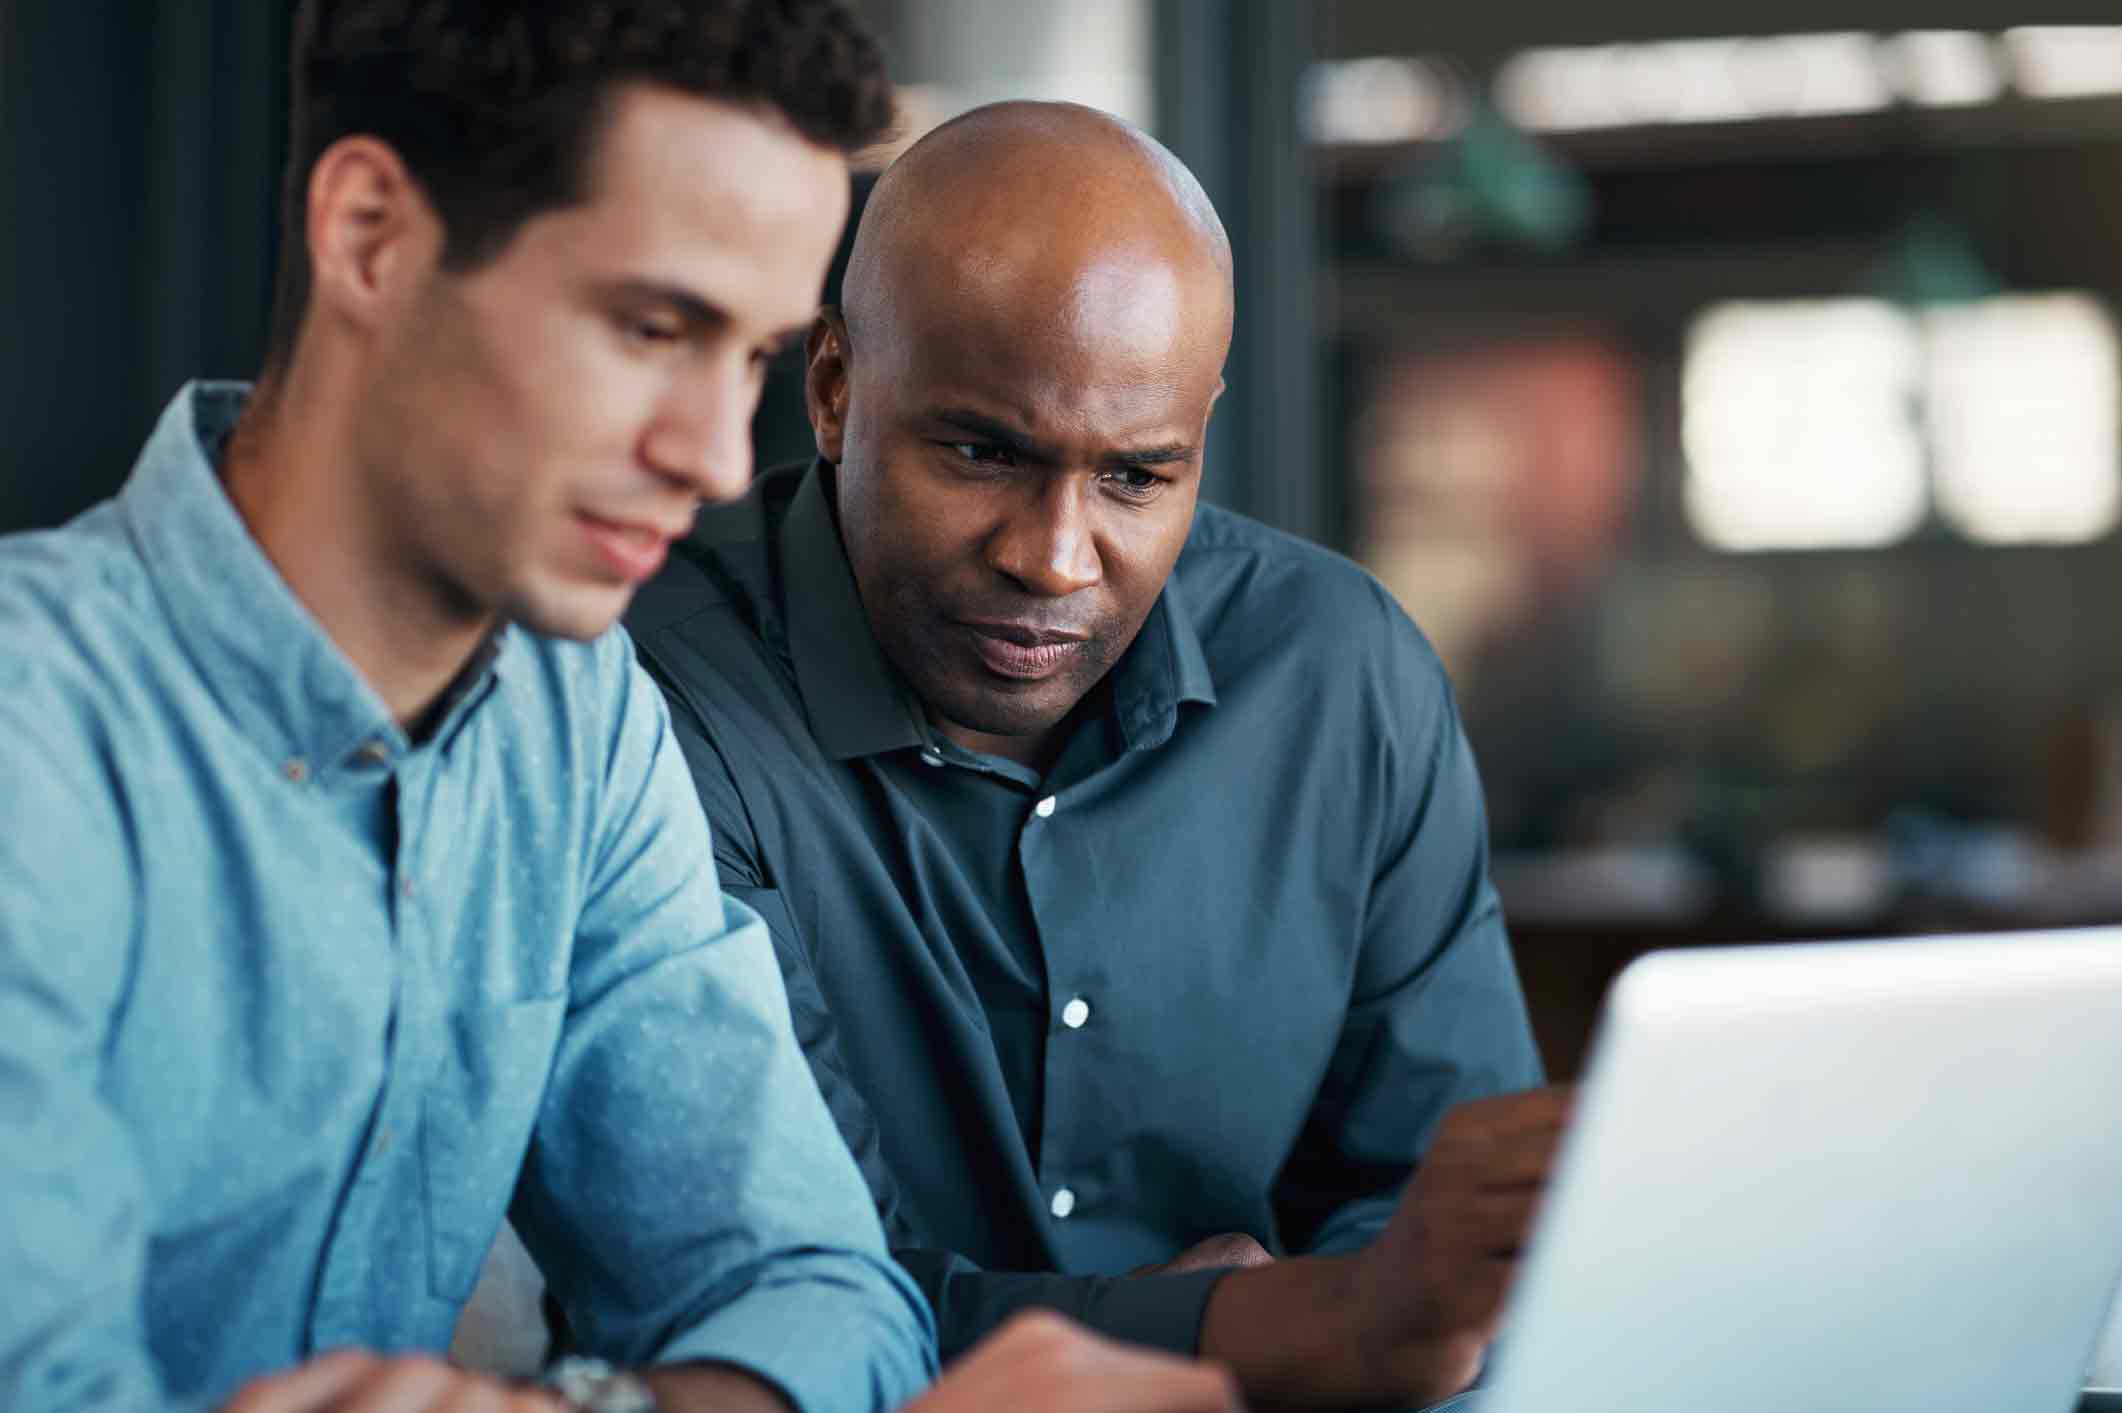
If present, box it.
[540,1356,660,1413]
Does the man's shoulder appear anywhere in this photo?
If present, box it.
[1176,502,1447,686]
[0,504,165,723]
[628,463,806,641]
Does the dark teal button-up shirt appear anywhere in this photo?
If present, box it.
[0,391,935,1412]
[628,461,1542,1360]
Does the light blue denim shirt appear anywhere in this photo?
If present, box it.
[0,385,937,1412]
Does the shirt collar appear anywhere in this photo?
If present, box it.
[118,382,512,777]
[1108,571,1218,753]
[778,458,1217,763]
[780,461,933,760]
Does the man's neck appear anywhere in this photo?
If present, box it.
[221,369,493,732]
[932,713,1065,770]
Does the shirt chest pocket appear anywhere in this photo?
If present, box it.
[420,994,569,1302]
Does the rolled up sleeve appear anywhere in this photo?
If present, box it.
[510,649,936,1413]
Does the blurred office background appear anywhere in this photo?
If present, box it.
[14,3,2122,1072]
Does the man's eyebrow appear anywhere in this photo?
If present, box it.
[929,409,1197,468]
[603,277,728,330]
[929,408,1060,463]
[1106,443,1198,469]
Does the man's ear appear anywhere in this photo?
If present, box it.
[304,135,439,340]
[805,307,853,465]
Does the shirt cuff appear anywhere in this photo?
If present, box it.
[1079,1268,1232,1355]
[650,1269,936,1413]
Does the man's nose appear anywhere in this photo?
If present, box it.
[640,355,757,504]
[988,477,1102,597]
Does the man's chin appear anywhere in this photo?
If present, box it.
[927,679,1081,742]
[504,580,633,643]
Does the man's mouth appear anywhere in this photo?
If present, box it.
[576,511,680,583]
[956,619,1089,681]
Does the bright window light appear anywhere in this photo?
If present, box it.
[2006,27,2122,99]
[1306,58,1462,145]
[1685,294,2122,552]
[1683,300,1928,551]
[1924,295,2120,544]
[1880,31,2005,108]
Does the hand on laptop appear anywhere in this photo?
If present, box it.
[907,1311,1244,1412]
[1131,1231,1275,1277]
[1198,1085,1573,1408]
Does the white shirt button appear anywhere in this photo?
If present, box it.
[919,748,945,767]
[1034,795,1057,819]
[1061,996,1091,1029]
[1050,1186,1077,1219]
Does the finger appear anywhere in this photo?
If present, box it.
[1422,1125,1568,1192]
[432,1376,524,1413]
[325,1355,459,1413]
[1440,1086,1574,1142]
[222,1351,382,1413]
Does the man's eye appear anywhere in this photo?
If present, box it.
[1107,467,1164,498]
[619,316,683,346]
[947,442,1013,467]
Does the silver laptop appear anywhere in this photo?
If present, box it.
[1486,929,2122,1413]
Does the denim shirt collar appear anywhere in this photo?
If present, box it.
[117,382,509,778]
[778,458,1215,763]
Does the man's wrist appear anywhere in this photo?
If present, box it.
[1198,1254,1366,1406]
[1197,1253,1480,1409]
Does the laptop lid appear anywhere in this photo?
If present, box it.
[1486,929,2122,1413]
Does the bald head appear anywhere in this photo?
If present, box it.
[843,101,1233,358]
[806,102,1237,766]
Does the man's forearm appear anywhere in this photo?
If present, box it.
[1196,1256,1479,1410]
[641,1362,796,1413]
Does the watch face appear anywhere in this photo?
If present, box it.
[544,1357,658,1413]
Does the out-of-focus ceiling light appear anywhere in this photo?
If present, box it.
[1880,30,2005,108]
[1498,33,1888,133]
[1306,58,1464,145]
[2005,26,2122,100]
[1318,28,2122,150]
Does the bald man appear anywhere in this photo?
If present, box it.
[629,102,1556,1411]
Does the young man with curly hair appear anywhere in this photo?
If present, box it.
[0,6,1237,1412]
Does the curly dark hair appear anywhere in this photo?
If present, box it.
[264,0,895,365]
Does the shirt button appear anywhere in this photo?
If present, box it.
[355,739,390,766]
[399,877,416,899]
[1033,795,1057,819]
[370,1126,395,1158]
[282,757,309,784]
[1050,1186,1077,1219]
[919,748,945,767]
[1061,996,1091,1029]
